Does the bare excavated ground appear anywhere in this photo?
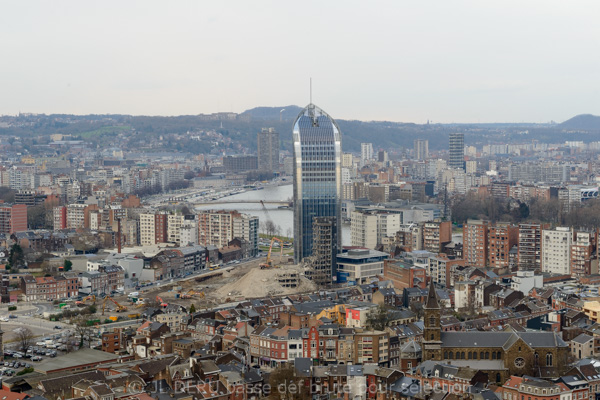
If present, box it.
[100,258,315,316]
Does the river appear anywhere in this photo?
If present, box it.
[195,184,351,245]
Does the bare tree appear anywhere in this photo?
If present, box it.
[73,317,93,348]
[15,327,34,352]
[264,220,276,237]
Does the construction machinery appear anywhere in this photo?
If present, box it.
[76,295,96,306]
[156,296,168,308]
[101,296,128,315]
[180,289,205,299]
[260,237,284,269]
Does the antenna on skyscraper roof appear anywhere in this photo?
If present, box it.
[310,77,312,104]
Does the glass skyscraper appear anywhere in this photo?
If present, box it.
[293,103,342,264]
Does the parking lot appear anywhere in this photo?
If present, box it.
[2,327,85,377]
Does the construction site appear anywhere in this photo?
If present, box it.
[75,237,314,319]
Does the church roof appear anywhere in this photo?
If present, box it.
[425,280,440,310]
[440,331,567,349]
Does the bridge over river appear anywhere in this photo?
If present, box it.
[193,199,291,206]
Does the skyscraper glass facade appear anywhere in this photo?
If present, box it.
[293,103,342,263]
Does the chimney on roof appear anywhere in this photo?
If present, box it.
[117,218,122,254]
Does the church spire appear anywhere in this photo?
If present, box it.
[425,279,440,310]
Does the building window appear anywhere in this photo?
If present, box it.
[546,353,553,366]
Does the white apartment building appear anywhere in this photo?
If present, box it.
[66,204,86,229]
[341,167,352,184]
[378,213,402,240]
[139,213,157,246]
[350,211,378,249]
[180,218,198,246]
[361,143,373,165]
[168,214,184,244]
[542,227,572,275]
[342,153,354,168]
[351,210,403,249]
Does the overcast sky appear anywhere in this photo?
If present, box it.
[1,1,599,123]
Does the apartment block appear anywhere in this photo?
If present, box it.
[0,204,27,234]
[542,227,572,275]
[350,211,378,249]
[487,223,519,269]
[139,212,168,246]
[232,213,259,257]
[53,206,67,230]
[518,223,547,271]
[570,230,599,277]
[197,210,235,248]
[422,220,452,253]
[167,214,184,244]
[353,330,389,365]
[463,220,488,267]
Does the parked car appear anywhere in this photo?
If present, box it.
[54,325,62,329]
[31,356,42,361]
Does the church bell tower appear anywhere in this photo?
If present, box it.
[422,280,442,360]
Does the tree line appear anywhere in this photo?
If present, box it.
[451,192,600,228]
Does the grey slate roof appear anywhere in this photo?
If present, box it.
[440,331,567,348]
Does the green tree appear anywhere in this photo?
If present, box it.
[63,259,73,271]
[8,244,25,269]
[189,304,196,314]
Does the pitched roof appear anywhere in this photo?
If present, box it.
[440,331,567,348]
[425,280,440,309]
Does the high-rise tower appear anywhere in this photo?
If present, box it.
[448,133,465,170]
[257,128,279,173]
[293,103,342,264]
[414,139,429,160]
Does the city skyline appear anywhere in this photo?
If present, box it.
[1,2,600,123]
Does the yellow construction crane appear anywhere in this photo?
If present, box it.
[260,237,284,269]
[101,296,128,315]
